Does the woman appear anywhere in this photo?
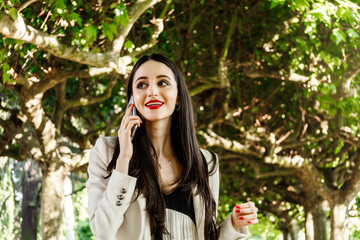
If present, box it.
[86,54,258,240]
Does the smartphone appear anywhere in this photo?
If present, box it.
[125,96,138,140]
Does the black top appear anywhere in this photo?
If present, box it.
[163,186,196,226]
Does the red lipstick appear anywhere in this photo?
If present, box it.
[145,100,164,110]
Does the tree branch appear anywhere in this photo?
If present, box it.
[336,60,360,100]
[28,67,115,95]
[18,0,39,13]
[130,18,164,57]
[0,12,132,73]
[341,152,360,203]
[240,61,310,82]
[255,169,298,178]
[218,13,237,88]
[19,88,57,158]
[189,77,220,97]
[64,78,117,109]
[198,129,262,158]
[111,0,161,53]
[299,162,335,205]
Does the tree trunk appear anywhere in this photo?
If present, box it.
[21,159,41,240]
[313,201,327,240]
[1,158,15,238]
[305,200,327,240]
[41,163,67,240]
[289,219,300,240]
[305,210,314,240]
[281,227,290,240]
[64,176,76,240]
[330,202,349,240]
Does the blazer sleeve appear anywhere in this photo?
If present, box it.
[202,149,249,240]
[86,137,137,240]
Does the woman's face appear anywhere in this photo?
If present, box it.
[132,60,178,122]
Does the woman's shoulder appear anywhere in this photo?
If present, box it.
[89,136,117,165]
[93,136,117,149]
[199,148,213,160]
[199,148,218,171]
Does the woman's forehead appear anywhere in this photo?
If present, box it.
[133,60,175,80]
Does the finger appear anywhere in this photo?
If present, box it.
[120,104,134,127]
[236,213,257,221]
[127,103,134,112]
[124,119,141,131]
[236,218,259,226]
[120,111,141,132]
[235,201,255,209]
[124,116,142,127]
[234,206,258,215]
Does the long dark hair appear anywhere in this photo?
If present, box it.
[106,54,218,239]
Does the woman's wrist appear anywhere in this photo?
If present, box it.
[115,155,130,174]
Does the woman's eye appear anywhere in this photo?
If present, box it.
[158,80,170,86]
[136,82,147,89]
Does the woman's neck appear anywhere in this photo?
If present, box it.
[145,119,173,158]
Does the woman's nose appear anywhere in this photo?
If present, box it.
[147,84,159,97]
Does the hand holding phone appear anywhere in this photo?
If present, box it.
[116,96,141,174]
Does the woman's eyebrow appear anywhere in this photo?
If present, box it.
[135,74,171,83]
[156,75,171,79]
[135,76,148,82]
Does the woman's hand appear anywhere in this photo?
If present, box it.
[231,201,259,231]
[115,104,142,174]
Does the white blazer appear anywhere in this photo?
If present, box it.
[86,137,248,240]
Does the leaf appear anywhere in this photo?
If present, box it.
[124,40,134,50]
[0,49,4,61]
[309,7,331,28]
[346,29,359,39]
[9,8,18,21]
[291,0,310,12]
[102,22,114,41]
[295,37,309,53]
[55,0,66,14]
[3,62,11,83]
[69,12,83,27]
[114,5,129,27]
[109,23,118,36]
[270,0,285,9]
[331,28,347,45]
[85,25,97,45]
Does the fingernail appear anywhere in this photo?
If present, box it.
[238,216,244,220]
[247,221,251,224]
[140,119,143,123]
[130,104,133,107]
[236,205,240,209]
[235,209,240,213]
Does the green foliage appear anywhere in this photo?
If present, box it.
[75,219,95,240]
[331,28,347,45]
[102,22,118,42]
[2,62,11,84]
[84,26,97,46]
[247,213,283,239]
[8,7,18,20]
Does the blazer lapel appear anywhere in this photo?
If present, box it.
[193,187,205,240]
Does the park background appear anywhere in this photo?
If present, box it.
[1,0,360,239]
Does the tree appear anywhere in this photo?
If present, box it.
[0,0,167,238]
[2,0,360,239]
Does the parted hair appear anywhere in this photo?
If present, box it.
[106,54,218,240]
